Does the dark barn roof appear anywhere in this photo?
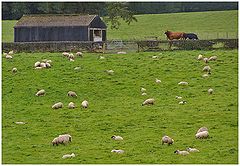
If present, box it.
[14,14,106,28]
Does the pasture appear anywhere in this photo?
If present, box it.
[2,49,238,164]
[2,10,238,42]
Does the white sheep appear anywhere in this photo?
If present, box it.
[152,56,159,59]
[117,51,126,54]
[99,56,105,60]
[76,52,83,57]
[52,102,63,109]
[62,52,70,57]
[62,153,75,159]
[45,62,51,68]
[203,57,209,63]
[111,149,124,154]
[68,102,76,109]
[156,78,161,83]
[111,135,123,141]
[179,101,187,105]
[197,127,208,133]
[140,87,146,92]
[6,54,13,59]
[3,52,7,56]
[46,60,52,63]
[12,68,17,73]
[197,54,203,60]
[174,150,190,156]
[8,50,14,55]
[40,62,46,68]
[142,98,155,106]
[142,92,147,96]
[195,131,209,139]
[162,135,174,145]
[35,67,42,70]
[52,134,72,146]
[209,56,217,61]
[202,66,211,73]
[81,100,89,108]
[202,73,209,78]
[67,91,77,97]
[35,89,45,96]
[175,96,182,99]
[69,58,75,62]
[178,81,188,85]
[34,61,41,67]
[106,70,114,75]
[186,148,200,153]
[68,53,75,59]
[15,122,26,125]
[74,67,81,71]
[208,88,214,94]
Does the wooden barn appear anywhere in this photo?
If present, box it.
[14,14,107,42]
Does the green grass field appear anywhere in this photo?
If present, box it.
[2,49,238,164]
[1,10,238,42]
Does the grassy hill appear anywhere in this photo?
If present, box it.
[1,10,238,42]
[2,49,238,164]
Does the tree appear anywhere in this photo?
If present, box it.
[104,2,137,29]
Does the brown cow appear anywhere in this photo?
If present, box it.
[164,30,185,40]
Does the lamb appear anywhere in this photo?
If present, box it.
[111,135,123,141]
[12,68,17,73]
[111,149,124,154]
[52,102,63,109]
[174,150,190,156]
[179,101,187,105]
[81,100,89,108]
[209,56,217,61]
[202,66,211,73]
[35,89,45,96]
[156,78,161,83]
[76,52,83,57]
[62,153,75,159]
[162,135,174,145]
[34,61,41,67]
[208,88,214,94]
[142,98,155,106]
[186,148,200,153]
[67,91,77,97]
[52,134,72,146]
[6,54,13,59]
[197,127,208,133]
[178,81,188,85]
[197,54,203,60]
[203,57,209,63]
[68,102,76,109]
[195,131,209,139]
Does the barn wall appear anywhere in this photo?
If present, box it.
[89,16,107,28]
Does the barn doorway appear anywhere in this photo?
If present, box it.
[90,29,103,42]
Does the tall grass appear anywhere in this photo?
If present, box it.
[2,49,238,164]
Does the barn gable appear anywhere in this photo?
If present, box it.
[14,14,107,42]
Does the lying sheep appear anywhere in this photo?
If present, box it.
[111,135,123,141]
[62,153,75,159]
[52,102,63,109]
[140,87,146,92]
[202,66,211,73]
[152,56,159,59]
[156,78,161,83]
[208,88,214,94]
[186,147,200,153]
[68,102,75,109]
[162,135,174,145]
[174,150,190,156]
[106,70,114,75]
[178,81,188,85]
[142,98,155,106]
[197,54,203,60]
[111,149,124,154]
[67,91,77,97]
[52,134,72,146]
[35,89,45,96]
[195,131,209,139]
[197,127,208,133]
[209,56,217,61]
[12,68,17,73]
[81,100,89,108]
[76,52,83,57]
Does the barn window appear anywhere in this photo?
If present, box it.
[93,30,102,42]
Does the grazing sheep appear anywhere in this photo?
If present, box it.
[156,78,161,83]
[6,54,13,59]
[197,127,208,133]
[152,56,159,59]
[12,68,17,73]
[142,92,147,96]
[111,149,124,154]
[52,134,72,146]
[142,98,155,106]
[68,102,76,109]
[202,66,211,73]
[74,67,81,71]
[209,56,217,61]
[34,61,41,67]
[162,135,174,145]
[111,135,123,141]
[208,88,214,94]
[106,70,114,75]
[40,62,46,68]
[81,100,89,108]
[8,50,14,55]
[175,96,182,99]
[186,148,200,153]
[68,53,75,59]
[195,131,209,139]
[179,101,187,105]
[62,153,75,159]
[174,150,189,156]
[67,91,77,97]
[62,52,70,57]
[178,81,188,85]
[117,51,126,54]
[15,122,26,125]
[197,54,203,60]
[140,87,146,92]
[52,102,63,109]
[35,89,45,96]
[76,52,83,57]
[45,62,51,68]
[203,57,209,63]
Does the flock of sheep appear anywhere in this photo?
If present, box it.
[4,49,217,160]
